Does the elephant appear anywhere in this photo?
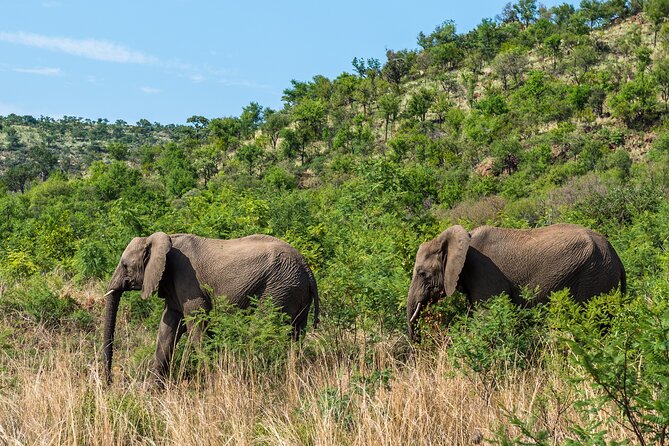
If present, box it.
[102,232,319,383]
[406,223,626,339]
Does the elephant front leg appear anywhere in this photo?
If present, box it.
[182,297,211,345]
[152,308,186,385]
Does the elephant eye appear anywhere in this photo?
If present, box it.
[418,270,427,278]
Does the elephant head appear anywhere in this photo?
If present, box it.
[102,232,172,383]
[406,225,470,340]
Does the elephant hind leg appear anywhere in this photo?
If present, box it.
[291,323,303,341]
[152,308,186,384]
[290,305,310,341]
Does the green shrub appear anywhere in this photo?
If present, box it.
[0,250,38,280]
[567,176,662,229]
[189,297,292,373]
[318,387,354,430]
[548,289,669,446]
[447,294,546,389]
[501,171,533,199]
[607,76,657,125]
[73,238,116,281]
[413,291,469,342]
[604,148,632,179]
[119,291,163,325]
[3,277,78,327]
[652,131,669,153]
[263,165,297,190]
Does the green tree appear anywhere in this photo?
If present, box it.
[580,0,606,28]
[515,0,539,27]
[377,93,401,141]
[492,47,529,91]
[282,79,314,106]
[192,143,222,185]
[208,117,241,165]
[543,33,562,71]
[351,56,380,79]
[646,0,669,45]
[499,2,520,24]
[550,2,576,27]
[406,88,435,122]
[382,50,411,92]
[565,43,599,84]
[604,0,631,20]
[186,115,210,142]
[569,84,592,113]
[472,18,505,62]
[431,92,453,127]
[262,109,290,150]
[5,127,22,150]
[158,142,197,196]
[608,76,658,124]
[563,294,669,446]
[279,128,300,161]
[332,72,359,112]
[653,56,669,110]
[2,164,32,193]
[236,143,265,176]
[28,144,57,181]
[420,21,464,70]
[107,141,129,161]
[417,20,458,49]
[239,102,264,139]
[637,46,653,75]
[291,98,327,164]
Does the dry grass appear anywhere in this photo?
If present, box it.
[0,311,635,446]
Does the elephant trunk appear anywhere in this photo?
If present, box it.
[102,289,121,384]
[102,265,125,384]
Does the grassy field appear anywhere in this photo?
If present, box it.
[0,285,634,446]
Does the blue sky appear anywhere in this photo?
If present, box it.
[1,1,576,125]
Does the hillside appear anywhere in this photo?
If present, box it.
[1,1,669,444]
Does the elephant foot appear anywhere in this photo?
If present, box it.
[149,362,169,390]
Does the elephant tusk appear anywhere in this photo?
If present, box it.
[409,302,422,323]
[104,290,116,297]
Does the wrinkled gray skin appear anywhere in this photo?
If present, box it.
[407,224,626,339]
[103,232,319,384]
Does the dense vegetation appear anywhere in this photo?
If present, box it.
[2,1,669,444]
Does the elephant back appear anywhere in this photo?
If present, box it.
[171,234,314,312]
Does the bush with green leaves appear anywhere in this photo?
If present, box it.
[559,290,669,446]
[497,288,668,446]
[447,293,547,390]
[1,276,82,328]
[607,75,658,125]
[0,250,38,280]
[72,238,116,281]
[187,297,292,373]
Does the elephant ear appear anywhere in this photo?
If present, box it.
[437,225,470,296]
[141,232,172,300]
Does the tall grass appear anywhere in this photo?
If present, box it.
[0,313,633,446]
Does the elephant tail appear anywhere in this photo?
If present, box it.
[307,267,320,329]
[620,266,627,295]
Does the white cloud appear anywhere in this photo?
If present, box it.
[190,73,205,83]
[140,87,162,94]
[0,31,158,64]
[13,66,61,76]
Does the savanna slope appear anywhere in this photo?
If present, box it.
[2,1,669,444]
